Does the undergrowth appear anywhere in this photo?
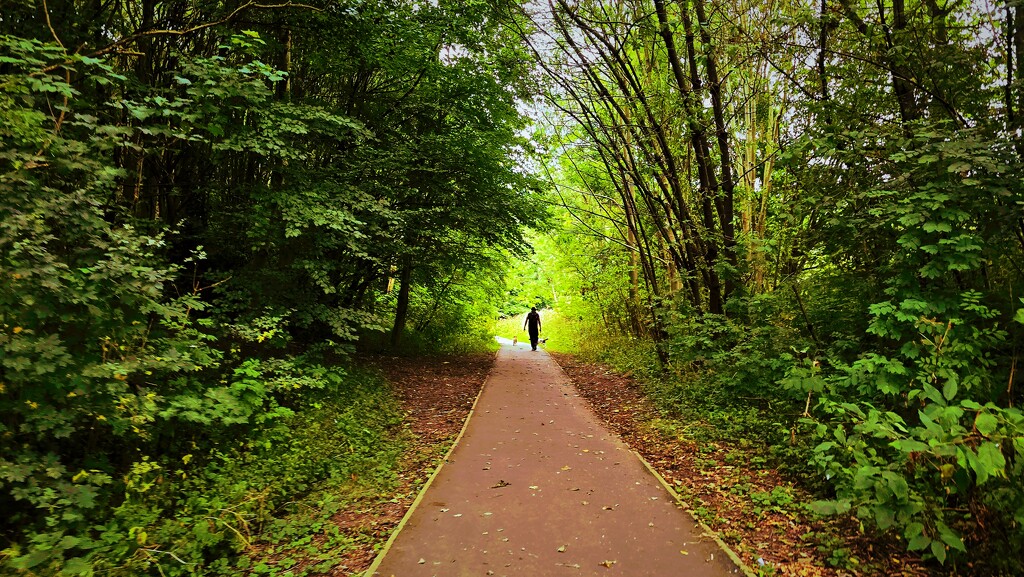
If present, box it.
[211,368,407,576]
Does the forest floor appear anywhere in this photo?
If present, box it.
[324,351,929,577]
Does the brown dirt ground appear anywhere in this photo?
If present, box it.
[326,353,494,576]
[549,352,931,577]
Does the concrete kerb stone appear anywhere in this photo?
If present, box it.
[633,450,758,577]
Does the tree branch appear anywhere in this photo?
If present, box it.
[38,2,321,75]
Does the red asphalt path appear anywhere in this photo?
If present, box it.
[368,342,747,577]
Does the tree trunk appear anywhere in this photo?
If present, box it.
[1017,3,1024,117]
[1011,2,1024,142]
[652,0,725,314]
[277,25,292,100]
[888,0,921,124]
[817,0,832,104]
[390,254,413,348]
[839,0,919,125]
[692,0,739,304]
[625,193,643,336]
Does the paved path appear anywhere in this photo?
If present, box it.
[368,342,746,577]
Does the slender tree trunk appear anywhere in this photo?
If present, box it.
[652,0,725,314]
[1017,3,1024,117]
[754,107,780,293]
[1010,1,1024,144]
[839,0,919,124]
[692,0,738,303]
[677,2,724,314]
[277,25,292,100]
[817,0,832,104]
[624,185,643,336]
[1007,5,1016,125]
[390,254,413,348]
[888,0,921,124]
[923,0,956,121]
[120,0,157,217]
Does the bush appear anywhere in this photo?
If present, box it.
[0,39,407,575]
[796,126,1024,569]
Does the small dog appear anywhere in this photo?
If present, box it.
[512,336,518,346]
[539,337,548,344]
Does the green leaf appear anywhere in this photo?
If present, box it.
[904,522,924,540]
[908,533,931,551]
[886,474,909,501]
[975,412,998,436]
[938,527,966,552]
[810,500,840,515]
[942,379,958,401]
[922,384,946,405]
[1013,308,1024,325]
[930,540,947,564]
[873,506,896,530]
[975,442,1006,483]
[896,439,929,453]
[922,221,952,233]
[61,558,92,576]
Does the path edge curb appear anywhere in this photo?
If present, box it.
[548,352,757,577]
[633,450,758,577]
[361,351,495,577]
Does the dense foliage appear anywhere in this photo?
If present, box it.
[0,0,543,574]
[520,0,1024,571]
[5,0,1023,573]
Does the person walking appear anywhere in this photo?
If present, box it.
[524,307,542,351]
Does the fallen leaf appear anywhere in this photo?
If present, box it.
[529,485,539,490]
[561,466,572,471]
[600,560,616,568]
[557,545,567,553]
[680,550,689,555]
[418,558,426,564]
[453,514,463,517]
